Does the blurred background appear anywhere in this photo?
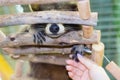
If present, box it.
[0,0,120,80]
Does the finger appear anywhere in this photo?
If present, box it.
[68,72,81,80]
[66,65,83,76]
[68,72,74,79]
[77,54,97,69]
[73,68,83,77]
[81,70,90,80]
[66,65,73,71]
[66,59,86,71]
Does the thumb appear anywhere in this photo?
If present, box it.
[77,54,98,69]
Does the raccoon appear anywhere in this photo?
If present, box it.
[22,2,82,80]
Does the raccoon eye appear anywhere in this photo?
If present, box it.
[45,24,65,35]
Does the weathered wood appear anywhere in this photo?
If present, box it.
[3,47,71,55]
[0,11,98,27]
[30,55,69,66]
[0,0,76,6]
[0,30,101,48]
[82,25,93,38]
[10,54,69,66]
[91,42,104,66]
[77,0,91,19]
[106,61,120,80]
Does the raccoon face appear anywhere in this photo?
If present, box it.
[30,2,81,37]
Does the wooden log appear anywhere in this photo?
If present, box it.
[82,25,93,38]
[30,55,69,66]
[3,47,71,55]
[0,30,101,48]
[106,61,120,80]
[0,11,98,27]
[77,0,91,19]
[91,42,104,66]
[14,60,24,78]
[10,54,69,66]
[0,0,76,6]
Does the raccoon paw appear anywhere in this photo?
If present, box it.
[33,31,46,45]
[71,45,84,62]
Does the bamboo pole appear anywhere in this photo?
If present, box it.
[0,11,98,27]
[0,0,76,6]
[91,42,104,66]
[106,61,120,80]
[82,25,93,38]
[77,0,91,19]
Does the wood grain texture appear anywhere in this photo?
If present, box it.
[0,30,101,48]
[0,11,98,27]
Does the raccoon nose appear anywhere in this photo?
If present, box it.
[50,23,59,34]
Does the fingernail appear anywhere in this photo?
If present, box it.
[77,54,83,58]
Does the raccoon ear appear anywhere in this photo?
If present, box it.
[29,4,41,11]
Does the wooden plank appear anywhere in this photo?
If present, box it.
[0,30,101,48]
[3,47,71,55]
[0,11,98,27]
[0,0,76,6]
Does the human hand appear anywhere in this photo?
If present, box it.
[66,54,110,80]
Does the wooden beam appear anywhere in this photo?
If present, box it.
[0,11,98,27]
[0,0,76,6]
[0,30,101,48]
